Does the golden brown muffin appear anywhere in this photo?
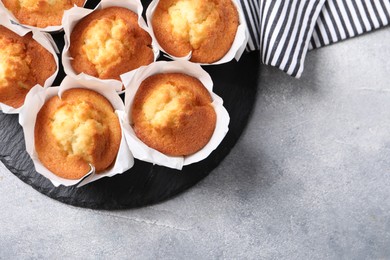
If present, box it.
[69,6,154,81]
[2,0,84,28]
[0,25,56,108]
[132,73,217,156]
[152,0,239,63]
[34,88,122,180]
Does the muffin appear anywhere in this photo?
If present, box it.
[151,0,239,63]
[34,88,122,180]
[0,25,56,108]
[132,73,217,156]
[2,0,84,28]
[69,6,154,81]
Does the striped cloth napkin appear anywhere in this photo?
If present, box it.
[240,0,390,78]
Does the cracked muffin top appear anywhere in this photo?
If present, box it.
[34,88,122,179]
[69,6,154,81]
[0,25,56,108]
[132,73,217,156]
[2,0,85,28]
[151,0,239,63]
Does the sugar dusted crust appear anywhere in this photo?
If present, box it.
[2,0,85,28]
[0,26,56,108]
[152,0,239,63]
[70,7,154,81]
[132,73,217,156]
[34,88,122,180]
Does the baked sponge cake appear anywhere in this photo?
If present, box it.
[0,25,56,108]
[2,0,84,28]
[151,0,239,63]
[132,73,217,156]
[34,88,121,180]
[69,6,154,81]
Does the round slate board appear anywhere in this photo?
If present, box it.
[0,0,260,209]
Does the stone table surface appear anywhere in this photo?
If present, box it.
[1,28,390,259]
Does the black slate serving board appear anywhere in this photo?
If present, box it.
[0,0,260,209]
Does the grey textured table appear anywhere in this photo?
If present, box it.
[1,28,389,259]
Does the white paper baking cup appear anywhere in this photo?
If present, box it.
[120,60,230,170]
[62,0,160,92]
[18,76,134,187]
[0,0,87,32]
[146,0,249,65]
[0,12,59,114]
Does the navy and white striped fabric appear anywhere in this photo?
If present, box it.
[240,0,390,78]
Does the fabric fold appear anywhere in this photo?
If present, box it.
[310,0,390,50]
[241,0,390,78]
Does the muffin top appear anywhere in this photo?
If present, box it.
[132,73,217,156]
[0,25,56,108]
[34,88,122,180]
[70,6,154,81]
[152,0,239,63]
[2,0,85,28]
